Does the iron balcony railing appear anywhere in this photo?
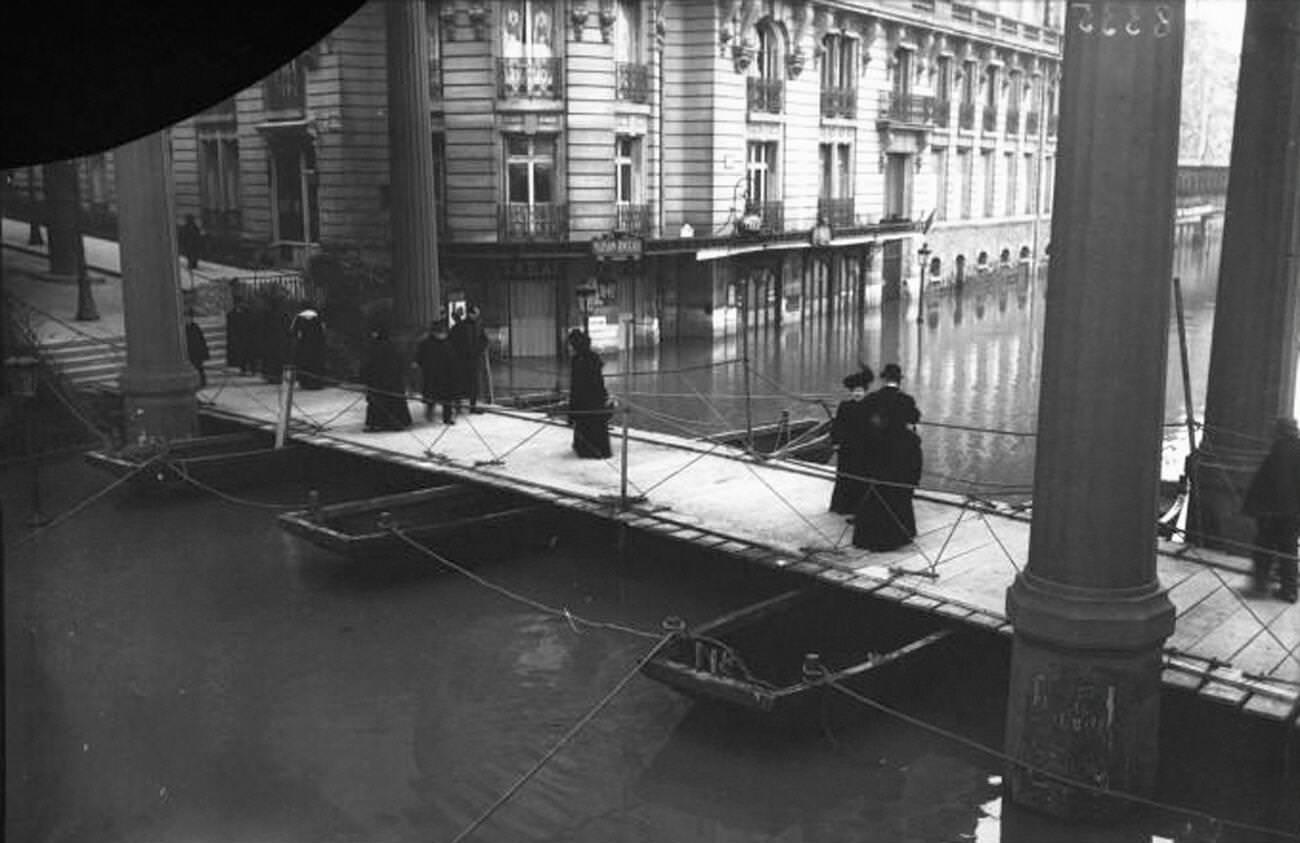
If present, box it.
[958,102,976,130]
[264,61,306,113]
[747,77,784,114]
[817,197,855,229]
[1005,108,1021,136]
[500,202,567,240]
[739,201,784,235]
[982,104,998,132]
[934,98,952,128]
[1025,111,1040,137]
[496,57,563,100]
[879,91,935,125]
[429,58,443,100]
[820,87,856,119]
[614,203,650,235]
[616,62,649,104]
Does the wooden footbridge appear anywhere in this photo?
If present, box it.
[190,374,1300,728]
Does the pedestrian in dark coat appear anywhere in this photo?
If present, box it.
[449,304,489,413]
[259,293,290,384]
[178,214,204,271]
[852,363,923,552]
[225,290,254,374]
[415,319,458,424]
[184,310,210,388]
[567,329,613,459]
[1243,417,1300,602]
[829,366,875,515]
[361,328,412,432]
[290,305,327,389]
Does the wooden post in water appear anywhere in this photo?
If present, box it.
[275,364,296,449]
[1172,277,1197,455]
[619,404,630,511]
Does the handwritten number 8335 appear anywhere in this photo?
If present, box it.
[1070,2,1173,38]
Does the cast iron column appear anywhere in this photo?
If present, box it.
[1003,1,1183,820]
[385,0,440,347]
[1188,1,1300,548]
[41,160,83,279]
[116,130,199,443]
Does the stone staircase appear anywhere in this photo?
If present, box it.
[40,317,228,391]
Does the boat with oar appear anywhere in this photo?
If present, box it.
[277,482,552,561]
[641,584,961,718]
[84,430,304,495]
[704,412,834,465]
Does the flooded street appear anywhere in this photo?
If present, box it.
[5,448,1296,842]
[5,229,1297,842]
[494,232,1226,499]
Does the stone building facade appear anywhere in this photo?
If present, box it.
[6,0,1062,357]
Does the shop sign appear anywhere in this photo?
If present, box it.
[592,232,643,261]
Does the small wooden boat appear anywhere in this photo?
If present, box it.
[641,585,959,717]
[277,482,551,561]
[705,415,834,465]
[84,431,303,494]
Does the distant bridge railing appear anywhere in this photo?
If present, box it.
[1176,165,1229,206]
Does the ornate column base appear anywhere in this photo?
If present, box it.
[121,368,199,444]
[1184,443,1267,551]
[1004,572,1175,822]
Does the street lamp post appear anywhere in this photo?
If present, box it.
[916,242,932,324]
[5,354,50,527]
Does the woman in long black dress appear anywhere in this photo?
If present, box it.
[567,329,613,458]
[361,328,412,431]
[829,367,874,515]
[852,363,922,551]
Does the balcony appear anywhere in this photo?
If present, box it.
[878,91,935,126]
[195,97,237,127]
[264,61,306,113]
[616,62,649,104]
[958,102,976,131]
[821,87,857,120]
[1005,108,1021,136]
[747,77,784,114]
[981,104,997,132]
[500,202,567,241]
[934,98,951,128]
[817,197,855,229]
[1025,111,1040,137]
[497,57,563,100]
[429,58,442,100]
[614,203,650,236]
[739,201,784,235]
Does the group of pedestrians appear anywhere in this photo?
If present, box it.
[223,288,328,388]
[828,362,923,552]
[361,305,489,432]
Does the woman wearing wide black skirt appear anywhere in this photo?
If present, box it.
[829,367,874,515]
[566,329,612,458]
[852,363,922,551]
[361,328,412,431]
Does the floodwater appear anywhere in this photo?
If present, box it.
[6,228,1298,842]
[4,453,1297,843]
[492,231,1227,500]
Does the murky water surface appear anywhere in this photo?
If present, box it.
[6,233,1297,842]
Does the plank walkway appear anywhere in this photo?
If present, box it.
[196,374,1300,726]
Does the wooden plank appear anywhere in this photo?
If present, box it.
[1199,680,1251,709]
[1168,579,1245,651]
[1161,667,1206,692]
[1242,694,1297,722]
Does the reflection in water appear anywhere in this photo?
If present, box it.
[494,236,1224,502]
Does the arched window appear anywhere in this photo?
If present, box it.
[747,21,785,114]
[999,247,1011,264]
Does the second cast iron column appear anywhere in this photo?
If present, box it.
[385,0,440,348]
[1187,0,1300,549]
[1003,1,1184,821]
